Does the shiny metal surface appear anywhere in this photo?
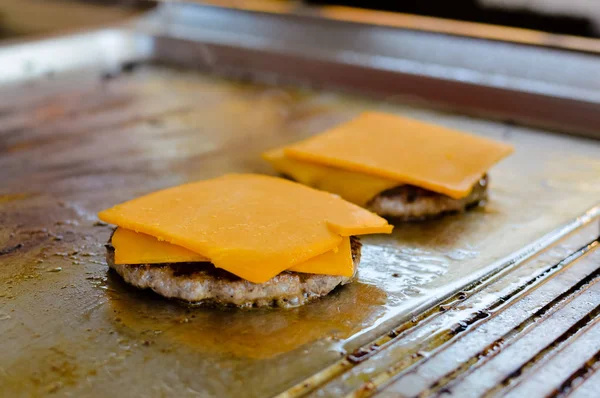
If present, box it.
[141,3,600,139]
[185,0,600,54]
[1,5,600,398]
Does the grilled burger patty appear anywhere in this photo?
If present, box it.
[367,174,489,220]
[106,237,362,308]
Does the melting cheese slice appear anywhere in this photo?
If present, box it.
[112,228,210,264]
[98,174,391,283]
[112,228,354,277]
[263,148,400,206]
[284,112,514,199]
[287,236,353,276]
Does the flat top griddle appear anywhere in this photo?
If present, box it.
[1,3,599,398]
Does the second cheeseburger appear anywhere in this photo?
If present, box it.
[264,112,514,220]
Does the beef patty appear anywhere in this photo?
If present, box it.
[367,174,489,220]
[106,237,362,308]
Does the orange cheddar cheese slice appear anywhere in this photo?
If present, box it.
[262,148,400,206]
[287,236,354,276]
[112,228,354,277]
[284,112,514,199]
[98,174,391,283]
[112,227,210,264]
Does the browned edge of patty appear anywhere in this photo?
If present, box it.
[280,173,489,221]
[366,174,489,221]
[105,235,362,309]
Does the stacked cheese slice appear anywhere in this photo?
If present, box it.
[263,112,514,206]
[98,174,393,284]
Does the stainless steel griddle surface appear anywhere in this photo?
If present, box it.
[1,4,599,398]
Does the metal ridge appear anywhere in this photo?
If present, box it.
[160,0,600,55]
[144,4,600,139]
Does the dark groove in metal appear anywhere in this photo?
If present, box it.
[417,240,600,397]
[347,292,472,364]
[548,349,600,398]
[483,303,600,396]
[351,240,600,398]
[0,243,24,256]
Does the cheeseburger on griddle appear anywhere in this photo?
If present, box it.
[98,174,392,308]
[264,112,513,220]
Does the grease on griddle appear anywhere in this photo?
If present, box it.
[105,272,387,360]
